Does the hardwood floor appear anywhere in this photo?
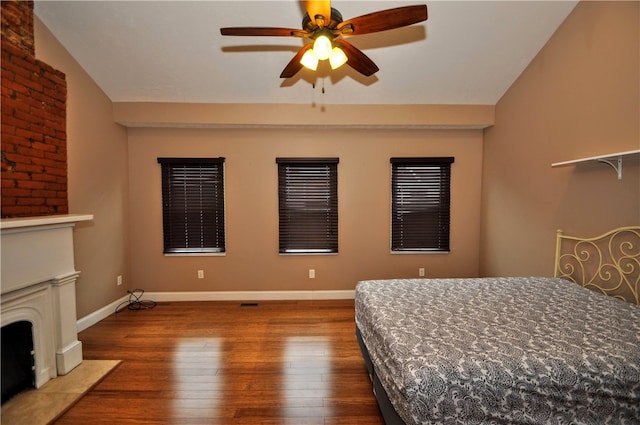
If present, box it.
[54,300,384,425]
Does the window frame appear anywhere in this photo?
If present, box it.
[157,157,226,256]
[390,157,454,253]
[276,157,339,255]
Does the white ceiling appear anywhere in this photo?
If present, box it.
[34,0,577,105]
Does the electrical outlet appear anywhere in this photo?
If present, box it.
[197,270,204,279]
[419,268,425,277]
[117,275,123,286]
[309,269,315,279]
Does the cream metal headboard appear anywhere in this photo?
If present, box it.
[554,226,640,305]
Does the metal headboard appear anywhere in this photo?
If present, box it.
[554,226,640,305]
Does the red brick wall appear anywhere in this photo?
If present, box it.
[1,0,34,55]
[1,0,68,217]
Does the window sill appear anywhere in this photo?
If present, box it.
[279,252,339,256]
[390,250,450,255]
[164,252,226,257]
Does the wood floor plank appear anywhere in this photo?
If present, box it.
[53,300,384,425]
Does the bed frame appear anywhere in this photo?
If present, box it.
[554,226,640,305]
[359,226,640,425]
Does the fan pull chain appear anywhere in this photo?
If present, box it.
[311,80,326,94]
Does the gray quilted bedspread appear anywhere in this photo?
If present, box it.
[355,277,640,425]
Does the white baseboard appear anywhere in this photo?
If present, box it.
[145,290,355,302]
[76,290,355,331]
[76,294,129,332]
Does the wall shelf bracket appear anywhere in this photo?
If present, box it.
[597,157,623,180]
[551,149,639,180]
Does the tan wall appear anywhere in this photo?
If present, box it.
[480,1,640,277]
[34,18,130,317]
[128,127,483,292]
[112,102,494,128]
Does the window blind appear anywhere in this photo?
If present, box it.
[277,158,339,254]
[391,157,454,252]
[158,158,225,253]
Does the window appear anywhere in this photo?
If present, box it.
[157,158,225,254]
[277,158,339,254]
[391,157,454,252]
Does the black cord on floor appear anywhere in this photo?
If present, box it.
[115,289,157,313]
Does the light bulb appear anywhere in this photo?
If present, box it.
[300,50,319,71]
[312,36,332,60]
[329,47,347,70]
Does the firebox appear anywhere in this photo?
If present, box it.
[1,321,35,403]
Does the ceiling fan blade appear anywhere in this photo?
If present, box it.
[280,44,313,78]
[221,27,304,37]
[337,5,427,35]
[304,0,332,27]
[334,39,379,77]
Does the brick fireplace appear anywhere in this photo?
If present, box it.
[1,0,88,402]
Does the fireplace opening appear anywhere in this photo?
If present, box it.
[1,321,35,404]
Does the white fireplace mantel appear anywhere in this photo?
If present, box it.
[1,214,93,387]
[1,214,92,293]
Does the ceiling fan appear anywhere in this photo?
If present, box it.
[220,1,428,78]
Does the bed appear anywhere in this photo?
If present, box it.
[355,227,640,424]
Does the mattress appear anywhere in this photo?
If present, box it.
[355,277,640,425]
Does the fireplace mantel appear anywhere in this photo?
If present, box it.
[0,214,94,230]
[1,214,93,387]
[1,214,92,293]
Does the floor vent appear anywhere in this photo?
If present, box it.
[239,303,259,307]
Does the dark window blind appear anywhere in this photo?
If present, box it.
[158,158,225,253]
[277,158,339,254]
[391,157,454,252]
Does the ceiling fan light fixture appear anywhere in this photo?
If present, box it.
[300,49,319,71]
[329,47,347,70]
[312,35,333,60]
[221,4,428,78]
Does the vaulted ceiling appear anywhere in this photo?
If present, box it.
[34,1,578,105]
